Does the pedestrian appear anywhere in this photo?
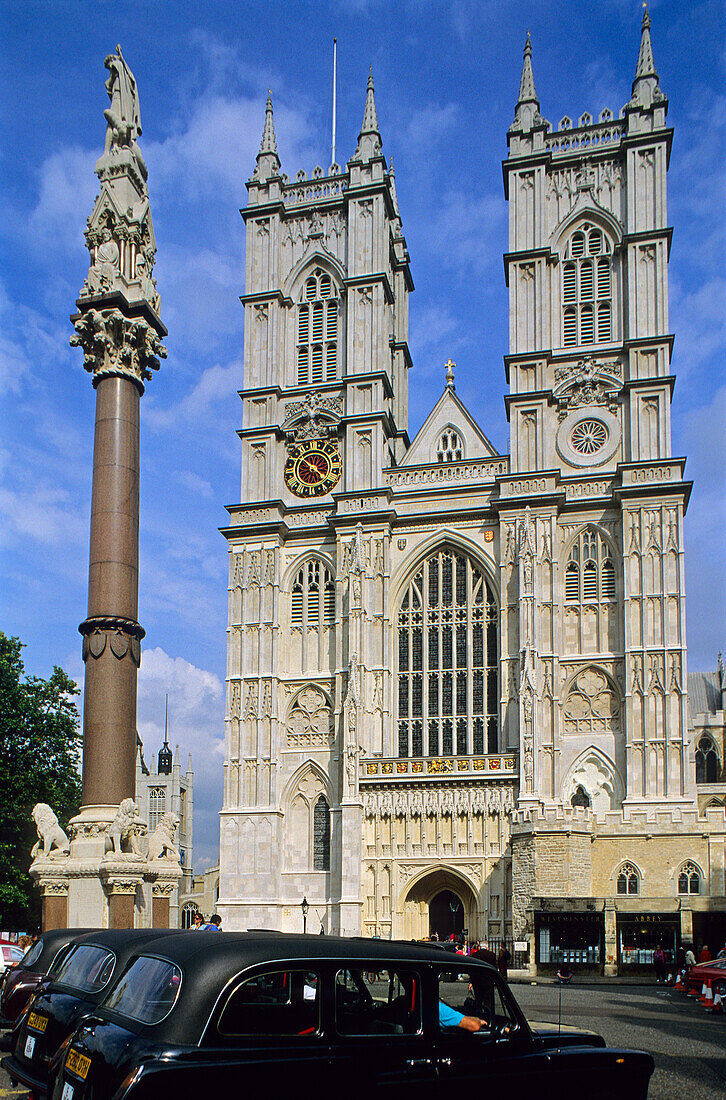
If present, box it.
[471,940,497,968]
[684,946,696,969]
[497,944,511,981]
[190,911,204,931]
[202,914,222,931]
[653,945,665,983]
[698,943,711,963]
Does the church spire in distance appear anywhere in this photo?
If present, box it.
[256,91,281,180]
[352,67,383,162]
[629,4,665,110]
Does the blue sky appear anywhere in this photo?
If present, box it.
[1,0,724,870]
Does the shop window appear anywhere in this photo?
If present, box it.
[537,916,602,966]
[677,861,701,895]
[616,862,640,895]
[695,734,720,784]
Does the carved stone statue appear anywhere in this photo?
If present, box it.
[84,227,120,296]
[104,798,144,860]
[147,812,180,861]
[104,46,142,153]
[30,804,70,859]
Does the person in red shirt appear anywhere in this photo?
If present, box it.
[698,944,711,963]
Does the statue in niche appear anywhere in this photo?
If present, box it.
[83,227,120,296]
[134,250,160,311]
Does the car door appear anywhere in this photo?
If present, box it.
[327,964,437,1097]
[433,963,552,1092]
[204,965,333,1092]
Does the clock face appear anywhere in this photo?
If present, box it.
[285,439,342,498]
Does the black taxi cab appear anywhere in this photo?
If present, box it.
[0,929,98,1030]
[3,929,181,1098]
[49,933,654,1100]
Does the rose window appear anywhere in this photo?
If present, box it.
[570,418,608,455]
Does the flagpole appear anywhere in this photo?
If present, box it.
[332,37,337,167]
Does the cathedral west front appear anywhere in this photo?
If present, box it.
[218,13,726,974]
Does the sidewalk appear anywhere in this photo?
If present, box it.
[508,969,671,986]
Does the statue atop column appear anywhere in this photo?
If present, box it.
[104,46,142,155]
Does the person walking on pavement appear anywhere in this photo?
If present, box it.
[653,945,665,983]
[497,944,511,981]
[202,914,222,931]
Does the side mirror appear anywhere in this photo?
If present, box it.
[495,1021,520,1040]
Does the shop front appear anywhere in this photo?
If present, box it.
[616,912,680,971]
[535,909,605,972]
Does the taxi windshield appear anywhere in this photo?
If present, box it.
[54,945,116,993]
[103,956,182,1024]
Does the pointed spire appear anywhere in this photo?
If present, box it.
[260,91,278,154]
[255,90,281,180]
[361,67,379,133]
[352,67,383,162]
[518,31,538,105]
[629,4,665,110]
[510,31,546,133]
[635,5,656,80]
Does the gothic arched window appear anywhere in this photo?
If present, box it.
[313,795,331,870]
[297,268,339,385]
[181,903,200,929]
[149,786,165,833]
[396,548,498,759]
[677,861,701,895]
[565,528,616,604]
[616,862,640,895]
[562,224,613,348]
[436,429,463,463]
[695,734,720,784]
[291,560,335,628]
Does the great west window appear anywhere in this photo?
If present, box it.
[396,549,498,758]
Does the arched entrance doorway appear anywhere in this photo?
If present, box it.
[397,867,479,942]
[429,889,465,940]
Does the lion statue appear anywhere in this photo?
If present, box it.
[31,804,70,859]
[105,798,144,860]
[147,812,180,862]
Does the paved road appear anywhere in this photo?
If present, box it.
[512,981,726,1100]
[0,983,723,1097]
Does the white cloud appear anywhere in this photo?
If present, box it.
[143,358,243,431]
[401,102,459,151]
[27,146,97,254]
[176,471,214,498]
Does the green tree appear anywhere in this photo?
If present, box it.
[0,632,82,930]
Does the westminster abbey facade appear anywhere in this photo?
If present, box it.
[218,13,726,973]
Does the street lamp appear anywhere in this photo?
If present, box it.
[301,896,309,934]
[449,895,461,939]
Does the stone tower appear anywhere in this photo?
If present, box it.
[220,75,412,933]
[502,12,691,816]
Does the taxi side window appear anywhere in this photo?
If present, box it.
[335,968,421,1036]
[217,969,321,1037]
[437,968,495,1033]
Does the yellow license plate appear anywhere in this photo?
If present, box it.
[28,1011,48,1033]
[66,1048,91,1080]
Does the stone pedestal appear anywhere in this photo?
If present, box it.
[151,865,184,927]
[33,871,70,932]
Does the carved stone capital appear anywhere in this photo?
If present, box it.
[151,881,177,897]
[103,874,144,895]
[34,877,70,897]
[70,305,166,392]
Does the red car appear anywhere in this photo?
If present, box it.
[0,942,25,978]
[683,957,726,997]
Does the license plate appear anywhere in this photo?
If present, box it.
[24,1035,36,1058]
[61,1083,75,1100]
[28,1010,49,1032]
[66,1048,91,1080]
